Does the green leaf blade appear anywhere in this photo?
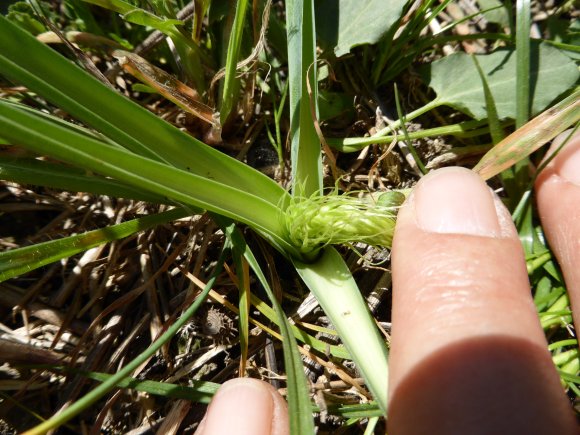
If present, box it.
[286,0,322,196]
[0,101,296,256]
[0,208,188,282]
[0,15,285,207]
[423,42,579,120]
[316,0,406,57]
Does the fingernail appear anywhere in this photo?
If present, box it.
[553,132,580,186]
[202,378,274,435]
[414,167,501,237]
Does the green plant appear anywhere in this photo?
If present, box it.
[0,1,578,433]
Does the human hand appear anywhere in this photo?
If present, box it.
[195,130,580,435]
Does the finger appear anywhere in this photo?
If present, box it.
[535,129,580,320]
[389,167,576,435]
[194,378,289,435]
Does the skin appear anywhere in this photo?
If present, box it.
[195,130,580,435]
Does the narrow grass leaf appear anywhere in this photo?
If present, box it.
[515,0,531,128]
[22,243,229,435]
[471,55,504,144]
[328,119,512,152]
[248,293,350,358]
[219,0,249,125]
[473,87,580,180]
[0,16,285,206]
[78,371,219,403]
[0,101,297,256]
[234,253,251,375]
[394,83,427,174]
[0,157,168,203]
[0,208,189,282]
[224,224,315,434]
[286,0,322,196]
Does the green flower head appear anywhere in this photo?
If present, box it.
[282,190,405,254]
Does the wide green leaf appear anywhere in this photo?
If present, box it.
[315,0,407,57]
[423,42,579,120]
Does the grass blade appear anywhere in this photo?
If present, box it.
[0,15,284,206]
[224,224,315,434]
[0,208,189,282]
[515,0,531,128]
[78,371,218,403]
[22,243,229,435]
[473,88,580,181]
[0,101,297,256]
[0,156,168,203]
[471,55,504,144]
[286,0,322,195]
[219,0,249,125]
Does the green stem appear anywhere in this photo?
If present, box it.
[515,0,531,128]
[328,119,509,152]
[294,248,389,413]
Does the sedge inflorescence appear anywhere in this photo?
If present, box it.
[283,190,405,254]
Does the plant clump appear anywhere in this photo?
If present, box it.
[283,190,406,253]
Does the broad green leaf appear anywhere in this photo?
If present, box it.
[294,248,389,414]
[477,0,509,27]
[315,0,407,57]
[0,207,188,283]
[318,90,355,122]
[0,15,285,207]
[423,42,579,120]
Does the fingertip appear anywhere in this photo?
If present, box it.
[395,167,517,243]
[540,129,580,186]
[195,378,288,435]
[390,167,576,433]
[535,129,580,325]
